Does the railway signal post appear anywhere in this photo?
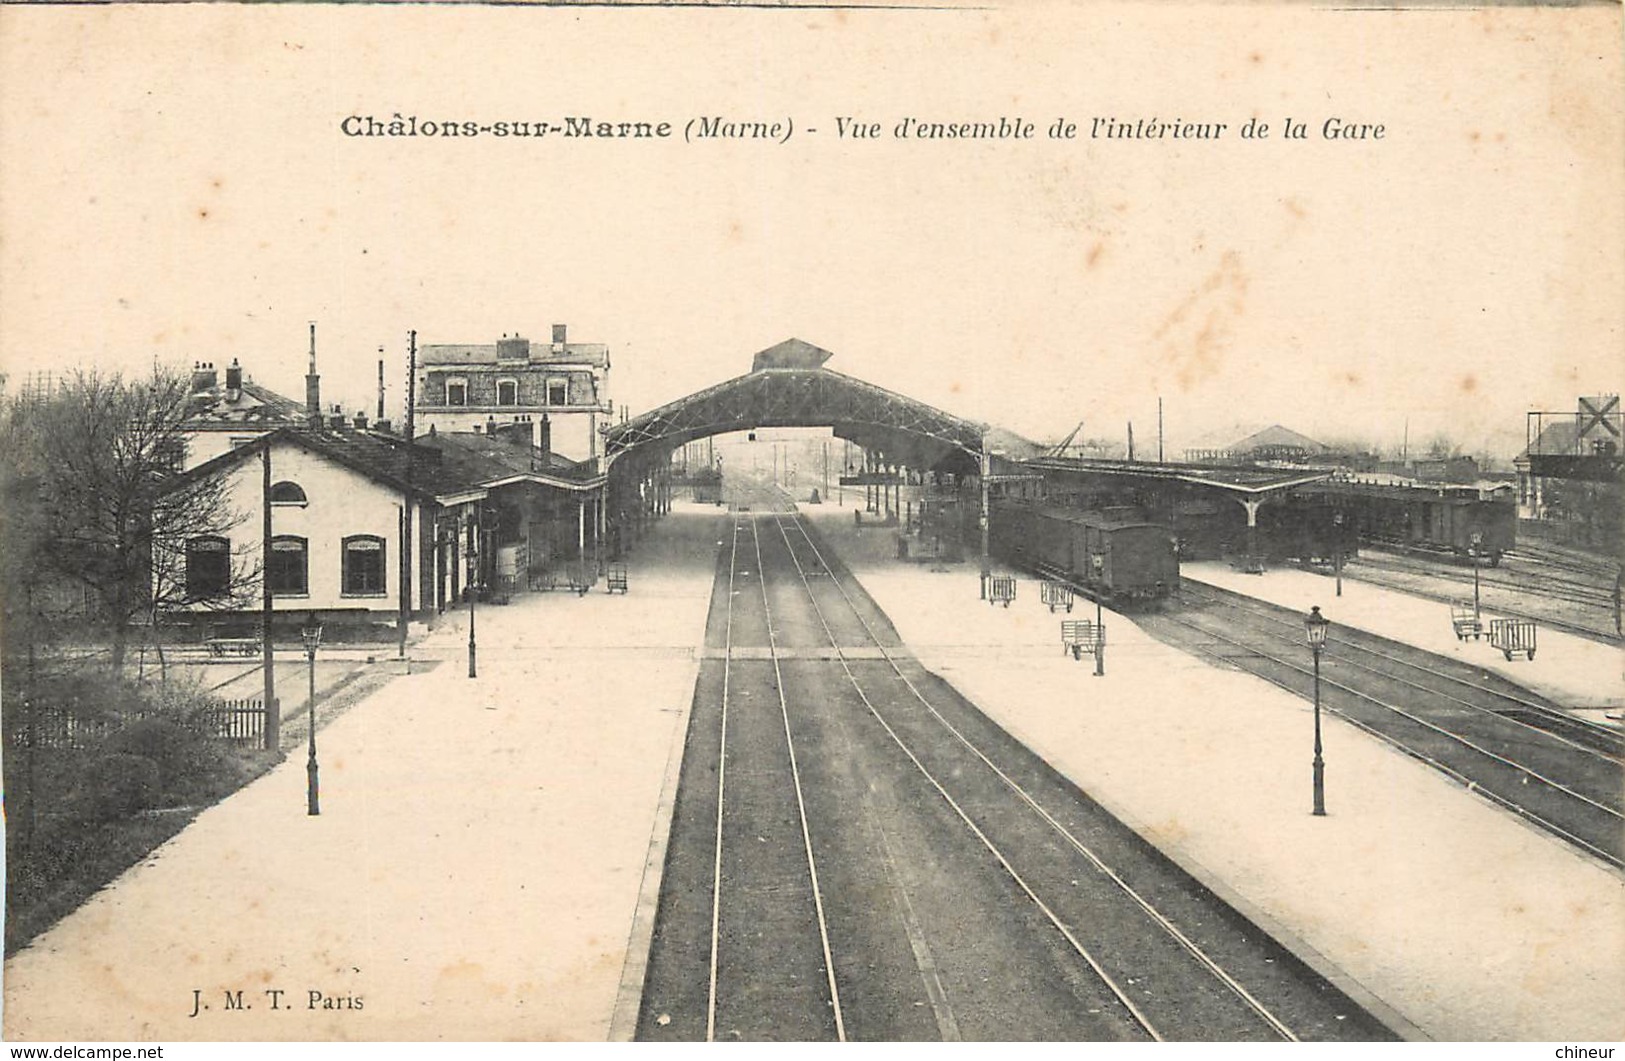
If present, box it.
[1305,606,1329,816]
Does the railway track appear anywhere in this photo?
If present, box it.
[1349,549,1620,644]
[1181,583,1622,760]
[636,490,1397,1040]
[1143,586,1624,870]
[770,509,1394,1040]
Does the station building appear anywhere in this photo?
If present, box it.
[160,325,613,638]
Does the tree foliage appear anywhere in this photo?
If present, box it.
[1,368,257,668]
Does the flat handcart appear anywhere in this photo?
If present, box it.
[1061,619,1104,661]
[1040,579,1075,613]
[987,575,1017,607]
[1488,617,1537,661]
[1449,601,1483,641]
[606,563,629,594]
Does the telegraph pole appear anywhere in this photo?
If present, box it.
[261,442,279,751]
[399,330,416,662]
[979,434,991,599]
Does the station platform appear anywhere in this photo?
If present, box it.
[802,503,1624,1042]
[3,503,724,1042]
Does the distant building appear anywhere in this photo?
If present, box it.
[414,326,610,464]
[1377,455,1481,484]
[1185,424,1331,465]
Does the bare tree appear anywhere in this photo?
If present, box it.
[12,367,256,671]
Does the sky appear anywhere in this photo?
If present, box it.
[1,3,1620,463]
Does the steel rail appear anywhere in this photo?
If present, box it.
[1346,559,1616,638]
[762,512,1162,1041]
[746,515,848,1041]
[1146,607,1624,871]
[1180,583,1622,764]
[778,513,1304,1042]
[1159,602,1623,822]
[704,518,741,1042]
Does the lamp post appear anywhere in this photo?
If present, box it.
[1469,530,1483,619]
[1305,605,1330,817]
[301,612,323,816]
[467,511,478,679]
[1333,511,1344,598]
[1091,554,1107,677]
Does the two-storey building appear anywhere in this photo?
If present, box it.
[415,326,610,464]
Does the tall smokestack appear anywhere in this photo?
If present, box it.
[305,322,321,430]
[539,413,552,458]
[377,351,386,421]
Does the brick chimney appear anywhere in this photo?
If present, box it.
[191,361,218,393]
[224,358,243,401]
[539,413,551,459]
[305,322,322,430]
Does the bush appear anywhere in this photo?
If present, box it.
[102,717,203,787]
[70,753,160,822]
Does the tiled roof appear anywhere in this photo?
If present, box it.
[182,380,307,429]
[413,430,599,484]
[173,423,603,502]
[419,342,610,368]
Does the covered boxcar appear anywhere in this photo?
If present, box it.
[992,502,1179,602]
[1352,486,1516,565]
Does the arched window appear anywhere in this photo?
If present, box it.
[185,536,231,600]
[342,535,387,596]
[268,536,308,595]
[270,481,307,505]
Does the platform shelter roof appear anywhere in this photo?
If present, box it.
[606,339,991,473]
[1024,455,1333,497]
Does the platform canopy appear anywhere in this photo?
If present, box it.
[605,339,990,473]
[1024,455,1333,499]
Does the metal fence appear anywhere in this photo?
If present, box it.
[11,699,268,750]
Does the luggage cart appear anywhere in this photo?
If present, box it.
[1041,579,1075,613]
[1061,620,1104,661]
[606,563,629,594]
[1488,618,1537,661]
[1449,601,1483,641]
[987,575,1017,607]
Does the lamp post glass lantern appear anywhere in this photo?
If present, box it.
[301,612,323,816]
[1305,605,1329,816]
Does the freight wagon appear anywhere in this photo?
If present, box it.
[992,502,1179,603]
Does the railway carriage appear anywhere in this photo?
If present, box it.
[992,501,1179,603]
[1351,488,1515,565]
